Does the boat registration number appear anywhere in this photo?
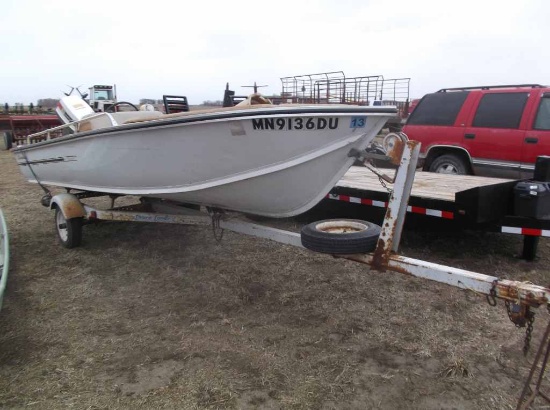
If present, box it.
[252,117,339,131]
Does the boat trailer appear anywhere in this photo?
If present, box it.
[46,134,550,409]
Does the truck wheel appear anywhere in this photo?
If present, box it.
[429,154,469,175]
[55,207,83,248]
[301,219,381,254]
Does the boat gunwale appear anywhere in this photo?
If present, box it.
[13,105,397,152]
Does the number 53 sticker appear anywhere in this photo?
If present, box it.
[350,117,367,128]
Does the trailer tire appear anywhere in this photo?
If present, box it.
[55,207,83,249]
[301,219,381,254]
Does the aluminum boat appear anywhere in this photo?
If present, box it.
[13,95,396,217]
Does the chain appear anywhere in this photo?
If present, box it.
[378,175,394,194]
[362,155,394,194]
[504,300,536,356]
[523,309,535,356]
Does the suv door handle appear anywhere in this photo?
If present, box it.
[525,137,538,144]
[465,133,475,139]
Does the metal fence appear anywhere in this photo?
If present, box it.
[278,71,410,116]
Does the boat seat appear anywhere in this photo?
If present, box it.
[235,93,272,106]
[110,111,164,125]
[78,111,165,132]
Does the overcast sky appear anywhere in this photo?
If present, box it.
[1,0,548,105]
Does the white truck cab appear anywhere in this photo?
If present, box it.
[88,85,117,112]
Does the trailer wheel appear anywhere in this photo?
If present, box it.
[301,219,381,254]
[55,207,83,248]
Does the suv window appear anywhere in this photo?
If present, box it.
[407,92,469,126]
[472,92,528,129]
[534,95,550,130]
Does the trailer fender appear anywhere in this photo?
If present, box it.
[49,193,86,220]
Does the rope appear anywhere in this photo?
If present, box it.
[21,152,51,207]
[21,152,51,196]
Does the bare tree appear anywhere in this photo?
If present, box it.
[202,100,223,106]
[37,98,59,109]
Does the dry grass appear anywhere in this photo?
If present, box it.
[442,357,472,378]
[0,149,549,409]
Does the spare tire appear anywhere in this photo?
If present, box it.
[301,219,381,254]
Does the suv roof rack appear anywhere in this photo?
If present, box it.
[437,84,546,92]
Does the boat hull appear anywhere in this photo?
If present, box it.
[14,106,394,217]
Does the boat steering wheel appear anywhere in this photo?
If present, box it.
[105,102,139,112]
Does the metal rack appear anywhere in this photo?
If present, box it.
[279,71,410,108]
[280,71,346,103]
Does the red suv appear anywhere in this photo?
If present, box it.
[402,84,550,178]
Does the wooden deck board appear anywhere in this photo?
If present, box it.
[337,167,514,202]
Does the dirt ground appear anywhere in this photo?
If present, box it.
[1,149,550,409]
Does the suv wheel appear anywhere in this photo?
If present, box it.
[429,154,468,175]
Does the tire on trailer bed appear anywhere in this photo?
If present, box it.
[54,206,83,249]
[300,219,381,254]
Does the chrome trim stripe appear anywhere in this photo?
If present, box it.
[471,158,534,170]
